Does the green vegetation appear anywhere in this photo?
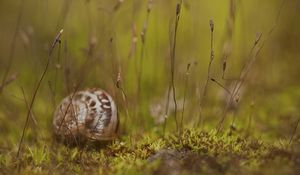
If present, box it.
[0,0,300,174]
[1,129,299,174]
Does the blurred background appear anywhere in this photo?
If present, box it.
[0,0,299,149]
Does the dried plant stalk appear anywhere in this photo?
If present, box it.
[164,1,183,133]
[197,19,214,127]
[0,0,25,94]
[180,63,191,132]
[17,29,64,158]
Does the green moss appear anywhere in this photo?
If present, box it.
[1,128,299,174]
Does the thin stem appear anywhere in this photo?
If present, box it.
[17,55,50,158]
[137,0,152,103]
[163,85,172,136]
[20,87,37,126]
[197,19,214,127]
[0,0,25,93]
[116,69,130,132]
[288,117,300,146]
[210,78,232,94]
[216,0,286,133]
[17,29,63,158]
[171,1,183,132]
[180,63,191,133]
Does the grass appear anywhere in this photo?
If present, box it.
[0,0,300,174]
[1,128,300,174]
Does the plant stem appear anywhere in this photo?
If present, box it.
[17,29,63,158]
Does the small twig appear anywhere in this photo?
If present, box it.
[17,29,63,158]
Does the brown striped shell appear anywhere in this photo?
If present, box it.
[53,88,118,142]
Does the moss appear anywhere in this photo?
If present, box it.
[1,128,299,174]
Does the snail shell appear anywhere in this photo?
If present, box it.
[53,88,118,142]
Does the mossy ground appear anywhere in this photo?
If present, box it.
[1,128,299,175]
[1,0,300,174]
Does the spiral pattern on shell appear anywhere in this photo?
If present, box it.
[53,88,118,142]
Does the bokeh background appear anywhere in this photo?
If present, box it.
[0,0,299,150]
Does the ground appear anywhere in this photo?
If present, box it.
[1,128,299,174]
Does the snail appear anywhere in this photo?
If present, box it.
[53,88,118,143]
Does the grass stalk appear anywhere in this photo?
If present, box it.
[20,86,37,126]
[17,29,64,158]
[0,0,25,94]
[169,1,183,133]
[216,0,286,133]
[180,63,191,133]
[197,19,214,127]
[116,68,130,133]
[288,116,300,146]
[137,0,153,103]
[164,1,183,134]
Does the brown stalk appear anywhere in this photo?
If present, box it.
[50,41,62,108]
[210,78,231,95]
[0,0,25,94]
[17,29,64,158]
[246,100,255,136]
[216,0,286,133]
[221,0,237,80]
[288,116,300,146]
[180,63,191,133]
[137,0,153,107]
[216,34,262,133]
[164,1,183,133]
[163,85,172,136]
[20,87,37,126]
[197,19,215,127]
[116,68,130,132]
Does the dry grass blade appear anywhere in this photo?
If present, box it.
[137,0,153,113]
[17,29,64,158]
[216,0,287,133]
[221,0,236,80]
[116,68,130,132]
[0,0,25,94]
[180,63,191,133]
[197,19,214,127]
[210,78,231,94]
[20,86,37,126]
[164,1,183,134]
[288,116,300,146]
[166,1,183,133]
